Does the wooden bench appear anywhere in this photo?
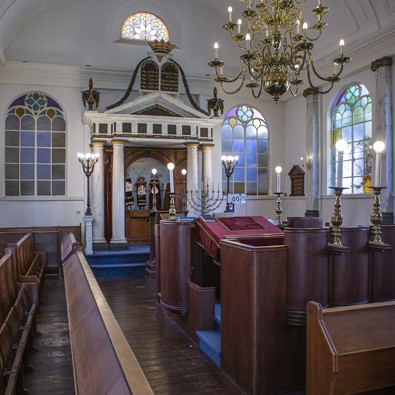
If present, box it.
[307,301,395,394]
[63,248,154,395]
[8,233,46,292]
[0,247,38,395]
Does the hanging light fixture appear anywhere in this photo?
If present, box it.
[209,0,351,103]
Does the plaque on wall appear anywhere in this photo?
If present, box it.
[288,165,305,196]
[141,60,159,91]
[160,62,179,93]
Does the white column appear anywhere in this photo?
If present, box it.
[303,88,320,217]
[201,143,215,191]
[371,57,393,223]
[91,142,107,247]
[111,141,127,247]
[186,142,199,216]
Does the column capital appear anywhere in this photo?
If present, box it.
[371,56,393,72]
[303,87,319,98]
[200,143,215,150]
[91,141,105,147]
[185,141,200,148]
[112,140,125,146]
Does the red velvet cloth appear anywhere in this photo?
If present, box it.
[195,216,283,262]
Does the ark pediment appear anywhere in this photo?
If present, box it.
[105,92,208,119]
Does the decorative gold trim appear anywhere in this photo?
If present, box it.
[303,87,319,97]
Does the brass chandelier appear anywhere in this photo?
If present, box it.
[208,0,351,102]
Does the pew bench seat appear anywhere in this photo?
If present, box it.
[0,248,38,395]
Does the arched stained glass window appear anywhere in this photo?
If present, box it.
[121,12,169,42]
[5,92,66,196]
[222,105,269,195]
[331,83,372,194]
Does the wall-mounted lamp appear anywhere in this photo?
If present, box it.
[301,155,313,171]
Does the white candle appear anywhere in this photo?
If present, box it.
[246,33,251,50]
[296,20,300,34]
[228,6,232,22]
[214,42,219,59]
[237,19,242,34]
[275,166,282,192]
[167,162,175,193]
[335,139,347,188]
[373,141,385,187]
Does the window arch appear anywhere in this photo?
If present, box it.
[221,105,268,195]
[121,12,170,42]
[331,83,372,194]
[5,92,66,196]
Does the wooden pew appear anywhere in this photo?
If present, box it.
[0,248,38,395]
[307,301,395,394]
[8,233,46,292]
[63,248,154,395]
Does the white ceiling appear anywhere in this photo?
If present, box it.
[0,0,394,81]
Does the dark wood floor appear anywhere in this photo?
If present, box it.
[24,273,245,395]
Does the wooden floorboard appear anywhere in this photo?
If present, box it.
[98,274,246,395]
[24,278,75,395]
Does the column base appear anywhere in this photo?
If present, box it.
[305,210,320,218]
[93,240,109,251]
[382,212,394,225]
[109,239,128,251]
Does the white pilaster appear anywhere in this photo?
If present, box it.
[84,215,93,255]
[372,57,393,219]
[304,88,320,217]
[201,143,215,190]
[111,141,128,247]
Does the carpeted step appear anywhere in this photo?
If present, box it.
[86,245,149,277]
[196,329,221,367]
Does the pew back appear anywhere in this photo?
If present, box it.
[307,301,395,394]
[63,249,154,395]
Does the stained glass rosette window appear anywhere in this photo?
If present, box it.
[5,92,66,196]
[121,12,169,42]
[222,105,269,196]
[332,83,372,194]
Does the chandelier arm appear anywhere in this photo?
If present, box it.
[306,64,336,94]
[251,80,264,98]
[307,53,340,83]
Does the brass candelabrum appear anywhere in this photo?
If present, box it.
[187,182,225,215]
[328,187,347,246]
[369,186,385,245]
[168,193,177,221]
[274,192,285,226]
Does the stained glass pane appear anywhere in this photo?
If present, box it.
[4,92,66,197]
[331,83,371,194]
[221,104,268,195]
[222,139,233,152]
[121,13,169,42]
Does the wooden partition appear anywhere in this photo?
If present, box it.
[370,225,395,302]
[63,249,153,395]
[286,217,324,228]
[284,228,329,325]
[330,226,370,306]
[160,221,194,314]
[220,239,288,395]
[307,301,395,394]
